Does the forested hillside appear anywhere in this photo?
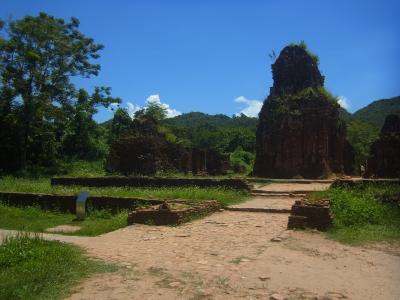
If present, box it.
[157,97,400,173]
[343,96,400,170]
[162,113,257,153]
[352,96,400,128]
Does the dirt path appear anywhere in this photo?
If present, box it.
[228,182,330,212]
[253,182,331,192]
[228,196,296,211]
[2,182,399,299]
[60,209,399,300]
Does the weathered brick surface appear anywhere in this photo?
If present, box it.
[128,201,221,226]
[253,45,354,179]
[366,115,400,178]
[287,215,308,229]
[288,201,332,231]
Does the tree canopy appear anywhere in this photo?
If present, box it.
[0,13,119,173]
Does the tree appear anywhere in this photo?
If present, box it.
[347,121,379,172]
[0,13,119,170]
[109,107,132,142]
[134,101,168,121]
[62,88,120,160]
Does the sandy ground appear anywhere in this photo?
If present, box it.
[254,183,331,192]
[1,182,399,299]
[49,211,399,300]
[228,197,297,210]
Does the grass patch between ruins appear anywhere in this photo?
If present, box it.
[0,233,117,300]
[0,176,248,234]
[0,203,128,236]
[0,176,248,206]
[310,184,400,245]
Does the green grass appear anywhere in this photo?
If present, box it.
[0,176,248,235]
[0,176,248,206]
[0,203,128,236]
[0,233,117,300]
[311,184,400,245]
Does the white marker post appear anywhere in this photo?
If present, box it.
[76,191,89,221]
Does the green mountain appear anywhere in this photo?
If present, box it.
[339,107,353,123]
[342,96,400,170]
[161,112,258,154]
[352,96,400,128]
[162,112,257,129]
[162,96,400,134]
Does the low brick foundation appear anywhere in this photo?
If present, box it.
[0,192,164,213]
[51,176,252,191]
[128,201,221,226]
[287,200,332,231]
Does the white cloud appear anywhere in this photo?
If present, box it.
[127,102,141,118]
[124,94,181,119]
[234,96,263,117]
[145,94,181,118]
[145,94,161,105]
[337,96,350,110]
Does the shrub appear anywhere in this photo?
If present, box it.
[313,184,400,244]
[329,188,387,227]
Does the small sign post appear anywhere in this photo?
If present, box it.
[76,191,89,221]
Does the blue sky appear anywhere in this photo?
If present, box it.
[2,0,399,122]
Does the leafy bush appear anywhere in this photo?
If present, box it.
[346,121,379,171]
[59,160,106,177]
[312,184,400,244]
[289,40,319,65]
[329,188,387,227]
[230,146,255,173]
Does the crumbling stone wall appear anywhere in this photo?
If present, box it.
[107,117,229,176]
[128,200,221,226]
[287,200,332,231]
[366,114,400,178]
[191,148,207,175]
[253,45,354,178]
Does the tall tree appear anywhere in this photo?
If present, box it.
[0,13,118,170]
[63,87,120,160]
[134,101,168,121]
[109,107,132,142]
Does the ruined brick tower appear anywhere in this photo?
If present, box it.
[253,44,354,178]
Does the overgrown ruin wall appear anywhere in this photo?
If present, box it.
[106,117,230,176]
[128,201,221,226]
[287,200,332,231]
[366,114,400,178]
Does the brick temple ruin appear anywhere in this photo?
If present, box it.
[253,44,354,179]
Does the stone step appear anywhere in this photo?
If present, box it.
[228,197,294,212]
[225,207,291,213]
[251,189,311,195]
[247,178,334,184]
[250,193,306,198]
